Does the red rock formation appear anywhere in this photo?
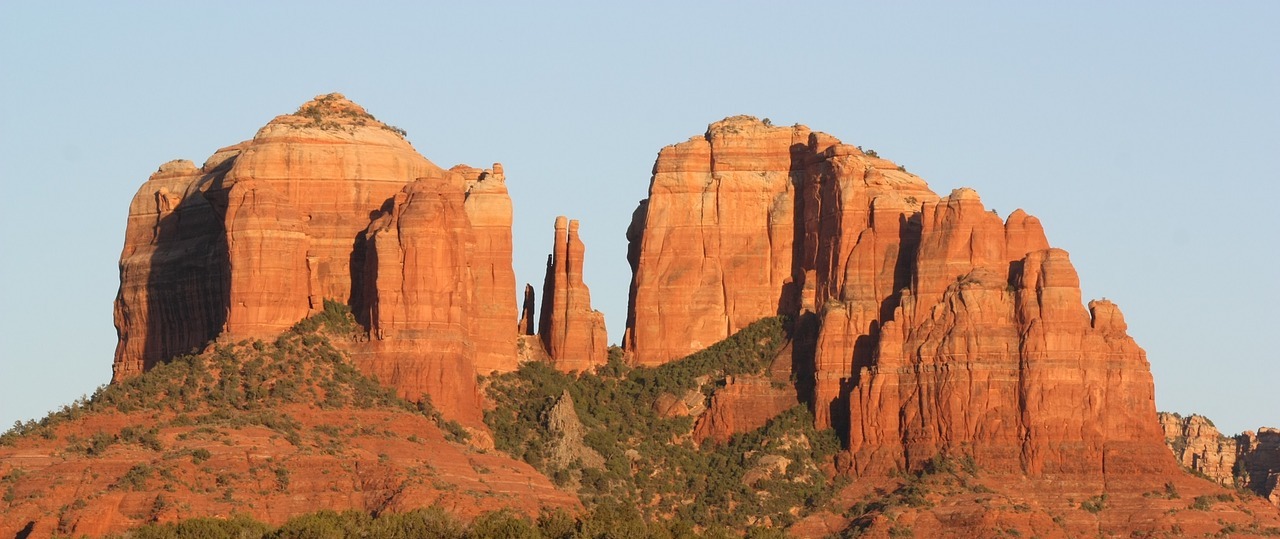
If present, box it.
[358,174,482,423]
[1159,412,1240,486]
[798,146,938,428]
[1239,428,1280,506]
[112,157,234,378]
[538,217,607,372]
[456,163,519,374]
[623,116,936,432]
[112,94,519,420]
[845,243,1171,478]
[625,117,809,367]
[222,178,311,339]
[218,94,442,321]
[517,284,536,336]
[628,119,1176,483]
[692,376,797,444]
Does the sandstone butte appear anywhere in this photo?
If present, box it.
[624,115,1280,535]
[536,216,608,372]
[624,116,1153,469]
[6,98,1272,538]
[112,94,517,425]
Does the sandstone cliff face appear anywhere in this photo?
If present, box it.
[112,94,518,420]
[844,241,1170,477]
[113,157,234,378]
[1159,412,1240,486]
[456,164,519,375]
[217,95,443,329]
[627,117,1175,482]
[622,116,937,429]
[1238,428,1280,506]
[221,178,311,339]
[625,118,810,367]
[358,175,482,423]
[538,217,608,372]
[692,376,797,444]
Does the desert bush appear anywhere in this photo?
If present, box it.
[1080,493,1108,513]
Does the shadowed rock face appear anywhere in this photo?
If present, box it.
[112,94,517,421]
[1239,428,1280,506]
[538,216,608,372]
[626,116,1175,480]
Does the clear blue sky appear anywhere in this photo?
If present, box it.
[2,3,1276,436]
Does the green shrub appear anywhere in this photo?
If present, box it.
[1190,493,1233,511]
[272,510,370,539]
[535,508,576,539]
[190,448,212,464]
[467,509,539,539]
[373,507,464,539]
[1080,493,1108,513]
[116,464,154,491]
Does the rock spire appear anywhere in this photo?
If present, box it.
[538,216,608,372]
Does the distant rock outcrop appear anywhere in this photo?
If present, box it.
[544,391,606,470]
[1159,413,1241,486]
[1160,412,1280,506]
[112,94,518,422]
[537,217,608,372]
[1239,428,1280,506]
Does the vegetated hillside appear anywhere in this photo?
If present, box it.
[484,317,844,530]
[793,453,1280,539]
[89,506,613,539]
[0,303,575,539]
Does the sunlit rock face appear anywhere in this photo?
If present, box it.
[627,117,1174,481]
[113,94,517,422]
[538,216,608,373]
